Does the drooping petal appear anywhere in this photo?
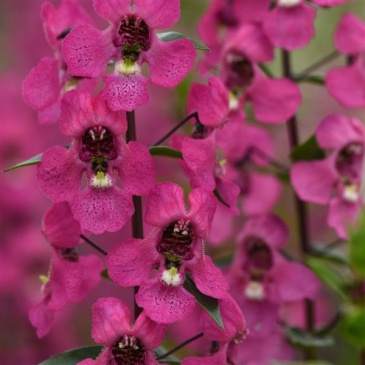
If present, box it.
[215,178,240,214]
[187,77,229,128]
[334,13,365,55]
[291,158,337,204]
[134,0,180,29]
[271,259,320,301]
[316,114,364,149]
[136,279,196,323]
[325,63,365,109]
[63,25,115,77]
[43,202,81,248]
[327,197,362,239]
[28,301,56,339]
[91,297,132,345]
[37,146,84,202]
[106,236,159,286]
[133,312,167,349]
[247,72,302,123]
[188,189,217,240]
[144,183,187,228]
[71,186,134,234]
[117,141,156,196]
[101,73,150,112]
[181,136,217,191]
[22,57,61,113]
[93,0,131,24]
[189,256,229,299]
[263,3,316,50]
[145,36,196,88]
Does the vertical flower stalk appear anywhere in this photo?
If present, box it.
[282,49,316,359]
[126,110,144,319]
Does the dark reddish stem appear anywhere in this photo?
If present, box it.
[126,110,144,319]
[282,50,316,357]
[153,111,199,146]
[156,332,204,360]
[80,234,108,256]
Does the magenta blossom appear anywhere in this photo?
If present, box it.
[291,114,365,238]
[220,23,302,123]
[106,183,229,323]
[22,0,95,124]
[228,214,319,336]
[63,0,196,111]
[78,297,167,365]
[29,202,103,338]
[325,13,365,108]
[37,90,155,234]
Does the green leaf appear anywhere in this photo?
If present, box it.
[290,135,325,162]
[149,146,183,159]
[309,245,348,265]
[307,257,348,301]
[348,211,365,278]
[285,326,334,348]
[273,362,334,365]
[157,31,210,51]
[101,269,112,281]
[3,152,42,172]
[297,75,325,85]
[340,305,365,348]
[154,346,181,364]
[183,275,224,329]
[39,346,103,365]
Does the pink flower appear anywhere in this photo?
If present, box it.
[22,0,95,124]
[228,214,319,335]
[63,0,196,111]
[29,202,103,338]
[77,297,167,365]
[262,0,316,51]
[325,13,365,108]
[106,183,229,323]
[37,90,155,234]
[291,114,365,238]
[220,23,301,123]
[216,113,281,216]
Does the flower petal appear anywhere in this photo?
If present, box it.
[93,0,131,23]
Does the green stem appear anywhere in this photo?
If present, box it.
[282,49,316,360]
[126,110,144,319]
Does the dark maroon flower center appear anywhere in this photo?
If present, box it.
[243,236,273,281]
[114,15,151,62]
[59,248,79,262]
[80,126,118,174]
[335,142,363,184]
[191,120,213,139]
[157,220,194,261]
[224,51,254,92]
[112,335,145,365]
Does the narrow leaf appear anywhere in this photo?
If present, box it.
[39,346,103,365]
[285,327,334,348]
[157,31,210,51]
[307,257,349,302]
[309,245,348,265]
[348,211,365,278]
[183,275,224,329]
[290,135,325,162]
[298,75,325,85]
[154,346,181,364]
[149,146,183,159]
[340,305,365,349]
[3,152,42,172]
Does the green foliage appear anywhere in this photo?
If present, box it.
[149,146,183,159]
[340,305,365,349]
[183,275,224,329]
[307,257,349,302]
[348,212,365,278]
[290,135,325,162]
[3,152,42,171]
[39,346,103,365]
[157,31,210,51]
[309,245,348,265]
[285,327,334,348]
